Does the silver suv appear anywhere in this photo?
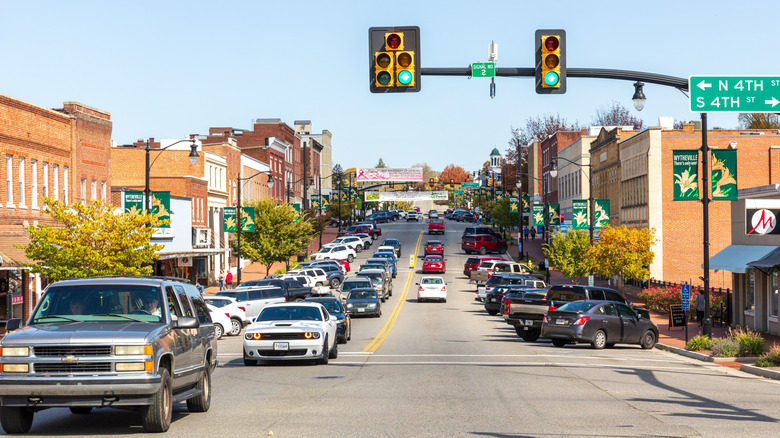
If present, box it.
[0,276,217,434]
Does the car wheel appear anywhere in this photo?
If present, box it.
[186,366,211,412]
[355,246,362,253]
[442,298,447,303]
[329,339,339,359]
[363,243,370,250]
[229,318,242,336]
[377,308,382,317]
[315,337,329,365]
[142,368,172,432]
[330,277,341,289]
[418,297,424,303]
[347,254,354,263]
[479,246,487,255]
[69,407,93,415]
[0,407,34,434]
[591,330,607,349]
[640,330,657,349]
[348,323,352,341]
[243,357,258,366]
[315,282,323,287]
[465,250,472,255]
[517,328,540,342]
[487,310,498,316]
[213,323,224,340]
[551,339,567,348]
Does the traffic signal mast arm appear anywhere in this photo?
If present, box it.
[420,67,688,91]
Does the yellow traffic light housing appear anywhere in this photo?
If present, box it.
[535,29,566,94]
[369,26,420,93]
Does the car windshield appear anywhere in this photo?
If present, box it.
[307,300,342,314]
[425,256,442,262]
[360,264,385,271]
[348,291,377,300]
[342,281,372,291]
[257,306,322,322]
[31,284,165,323]
[557,301,597,313]
[421,278,443,285]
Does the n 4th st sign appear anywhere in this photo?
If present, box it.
[690,75,780,112]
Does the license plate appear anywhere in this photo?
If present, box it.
[357,308,365,313]
[525,320,534,325]
[273,342,289,351]
[556,319,567,325]
[490,298,496,302]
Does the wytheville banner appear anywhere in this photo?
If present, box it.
[510,197,519,213]
[673,150,699,201]
[364,191,448,201]
[522,194,530,213]
[572,199,589,230]
[595,199,610,228]
[124,190,171,228]
[532,204,545,226]
[711,149,737,201]
[355,168,423,182]
[223,207,255,233]
[549,203,560,225]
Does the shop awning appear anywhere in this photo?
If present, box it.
[156,249,228,260]
[0,235,35,270]
[708,245,778,274]
[747,247,780,274]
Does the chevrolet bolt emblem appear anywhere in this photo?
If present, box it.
[62,356,79,363]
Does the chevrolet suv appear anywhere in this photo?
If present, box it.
[0,276,217,434]
[462,234,507,254]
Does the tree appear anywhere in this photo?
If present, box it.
[17,198,164,281]
[592,101,644,130]
[438,164,468,184]
[331,164,343,187]
[590,225,656,291]
[235,199,315,276]
[738,113,780,129]
[542,230,594,284]
[376,158,387,168]
[514,113,580,145]
[503,126,526,190]
[490,197,518,232]
[411,163,435,190]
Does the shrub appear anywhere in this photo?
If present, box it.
[686,335,713,351]
[711,339,741,357]
[756,347,780,368]
[729,327,767,356]
[274,267,288,275]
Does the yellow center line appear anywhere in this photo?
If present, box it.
[362,230,423,353]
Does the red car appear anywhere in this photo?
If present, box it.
[428,218,445,235]
[461,234,508,255]
[422,255,446,274]
[463,255,504,276]
[333,258,351,273]
[424,240,444,255]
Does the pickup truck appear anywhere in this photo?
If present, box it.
[469,260,536,284]
[339,224,381,240]
[237,278,312,302]
[503,290,550,342]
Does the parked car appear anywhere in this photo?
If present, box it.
[484,286,543,316]
[542,300,658,349]
[463,255,504,276]
[236,278,311,302]
[317,264,346,289]
[311,245,355,263]
[463,226,499,237]
[304,294,351,344]
[394,210,407,219]
[376,245,398,257]
[286,267,329,287]
[353,233,373,250]
[406,211,423,221]
[424,240,444,255]
[354,269,391,301]
[371,252,398,278]
[453,211,475,222]
[428,218,445,235]
[344,288,382,317]
[325,236,365,252]
[546,285,650,318]
[367,211,392,223]
[477,273,544,301]
[206,303,232,339]
[0,276,216,433]
[340,277,375,298]
[416,276,447,303]
[205,295,249,335]
[381,238,402,257]
[216,286,287,321]
[462,234,507,255]
[422,254,446,274]
[365,257,394,278]
[242,302,339,366]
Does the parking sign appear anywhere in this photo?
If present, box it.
[681,284,691,311]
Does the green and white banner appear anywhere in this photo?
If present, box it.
[572,199,589,230]
[595,199,610,228]
[224,207,255,232]
[310,195,320,210]
[711,149,737,201]
[123,191,144,215]
[673,149,699,201]
[549,203,560,225]
[363,191,448,201]
[532,204,545,226]
[510,197,519,213]
[151,191,171,228]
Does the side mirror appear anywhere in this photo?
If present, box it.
[5,318,23,332]
[415,283,419,285]
[175,316,200,329]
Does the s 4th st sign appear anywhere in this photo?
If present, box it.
[690,75,780,112]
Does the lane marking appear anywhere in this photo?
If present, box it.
[329,361,722,372]
[361,230,423,353]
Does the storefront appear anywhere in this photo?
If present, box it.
[709,185,780,335]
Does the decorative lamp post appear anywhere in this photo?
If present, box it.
[236,171,273,284]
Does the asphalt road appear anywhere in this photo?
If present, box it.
[14,218,780,437]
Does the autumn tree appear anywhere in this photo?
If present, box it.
[503,127,525,190]
[18,198,164,281]
[411,163,435,190]
[376,158,387,168]
[438,164,468,184]
[235,199,315,276]
[590,225,656,291]
[592,101,644,130]
[542,229,594,284]
[738,113,780,129]
[514,113,580,145]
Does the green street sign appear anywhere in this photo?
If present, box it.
[461,182,479,188]
[471,62,495,78]
[689,76,780,112]
[455,189,465,194]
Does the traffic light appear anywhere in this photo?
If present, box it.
[535,29,566,94]
[369,26,420,93]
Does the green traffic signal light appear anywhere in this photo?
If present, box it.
[544,71,559,86]
[398,70,413,85]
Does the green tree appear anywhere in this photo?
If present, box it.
[17,198,164,281]
[590,225,656,291]
[542,229,594,284]
[490,197,517,232]
[235,200,315,276]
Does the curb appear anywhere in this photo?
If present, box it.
[657,343,780,380]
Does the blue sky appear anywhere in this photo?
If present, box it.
[2,0,778,171]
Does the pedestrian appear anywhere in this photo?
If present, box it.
[218,269,225,291]
[195,281,205,295]
[225,270,233,289]
[695,290,706,327]
[524,227,529,239]
[530,227,536,240]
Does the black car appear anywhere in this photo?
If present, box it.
[546,285,650,319]
[484,285,539,315]
[344,288,382,317]
[381,238,402,257]
[542,300,658,349]
[304,295,351,343]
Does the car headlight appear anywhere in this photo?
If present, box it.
[303,332,321,339]
[346,303,353,308]
[115,345,152,356]
[368,303,377,309]
[1,347,30,357]
[246,332,262,340]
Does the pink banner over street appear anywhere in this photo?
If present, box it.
[355,168,423,182]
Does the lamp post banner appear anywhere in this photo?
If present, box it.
[711,149,738,201]
[364,191,448,201]
[510,197,519,213]
[321,194,330,210]
[549,203,561,225]
[522,195,530,213]
[673,149,700,201]
[532,204,545,226]
[595,199,611,228]
[224,207,255,232]
[124,191,144,215]
[572,199,589,229]
[355,168,423,182]
[310,195,320,210]
[152,191,171,228]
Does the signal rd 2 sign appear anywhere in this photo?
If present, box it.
[471,62,495,78]
[690,75,780,112]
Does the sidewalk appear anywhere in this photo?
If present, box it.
[507,229,780,380]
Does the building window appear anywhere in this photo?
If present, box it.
[31,159,38,208]
[80,178,87,203]
[63,166,69,204]
[18,157,25,207]
[746,273,755,313]
[771,272,778,318]
[91,179,97,201]
[101,181,107,200]
[5,155,12,206]
[42,162,49,198]
[53,164,59,201]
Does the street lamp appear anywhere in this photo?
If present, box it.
[550,156,594,245]
[516,179,524,259]
[142,139,200,217]
[236,170,274,284]
[632,81,647,111]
